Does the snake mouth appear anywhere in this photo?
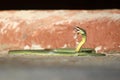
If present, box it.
[74,26,80,32]
[74,26,86,35]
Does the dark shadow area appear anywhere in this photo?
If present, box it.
[0,0,119,10]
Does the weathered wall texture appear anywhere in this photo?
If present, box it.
[0,10,120,53]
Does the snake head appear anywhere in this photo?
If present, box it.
[74,26,86,35]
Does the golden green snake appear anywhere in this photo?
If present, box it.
[9,26,105,56]
[74,26,87,53]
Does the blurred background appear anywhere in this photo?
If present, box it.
[0,0,119,10]
[0,0,120,80]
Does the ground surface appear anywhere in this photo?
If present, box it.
[0,54,120,80]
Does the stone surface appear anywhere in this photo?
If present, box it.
[0,55,120,80]
[0,10,120,53]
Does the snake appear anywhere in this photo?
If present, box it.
[74,26,87,53]
[9,26,105,56]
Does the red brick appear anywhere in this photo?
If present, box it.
[0,10,120,53]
